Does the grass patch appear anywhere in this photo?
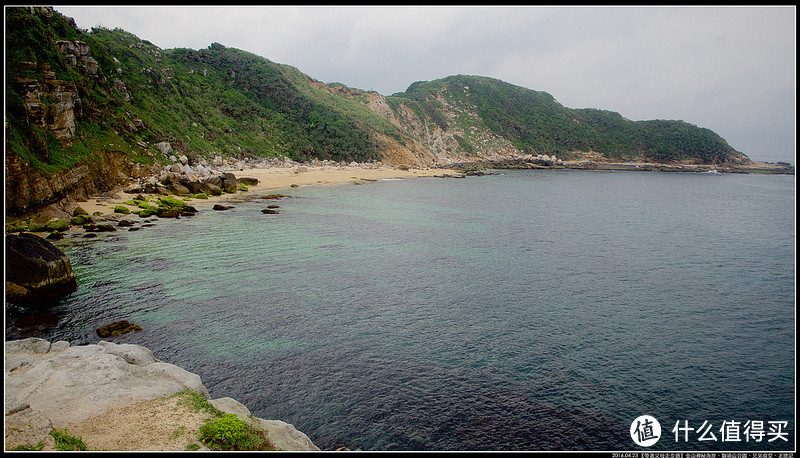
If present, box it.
[51,429,87,451]
[10,441,45,451]
[168,390,276,451]
[198,414,275,451]
[171,389,223,417]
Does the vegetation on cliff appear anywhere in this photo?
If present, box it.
[390,75,744,163]
[5,7,751,215]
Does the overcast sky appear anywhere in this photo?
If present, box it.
[50,5,796,164]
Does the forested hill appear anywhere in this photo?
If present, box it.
[5,7,751,211]
[388,75,746,164]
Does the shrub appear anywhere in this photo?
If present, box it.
[198,414,274,451]
[51,430,87,451]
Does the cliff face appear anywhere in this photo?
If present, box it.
[378,92,523,164]
[8,66,81,141]
[5,145,157,216]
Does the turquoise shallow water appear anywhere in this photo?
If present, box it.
[10,169,795,451]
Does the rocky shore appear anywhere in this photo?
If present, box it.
[448,154,795,175]
[4,337,319,451]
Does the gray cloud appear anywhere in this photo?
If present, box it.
[51,5,796,163]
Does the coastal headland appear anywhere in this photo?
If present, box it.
[5,338,319,451]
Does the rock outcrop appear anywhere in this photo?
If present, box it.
[4,338,319,451]
[5,232,77,306]
[7,63,82,141]
[5,147,159,216]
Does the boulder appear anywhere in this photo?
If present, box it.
[238,177,259,186]
[6,233,77,306]
[180,178,205,195]
[156,142,173,156]
[169,182,191,196]
[213,204,232,211]
[205,183,223,196]
[219,172,239,193]
[46,232,64,240]
[204,175,222,187]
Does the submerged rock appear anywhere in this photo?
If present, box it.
[96,320,143,338]
[6,232,77,306]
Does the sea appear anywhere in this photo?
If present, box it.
[7,168,796,451]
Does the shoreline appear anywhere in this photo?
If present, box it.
[69,157,797,220]
[4,157,793,237]
[448,158,795,175]
[74,165,460,218]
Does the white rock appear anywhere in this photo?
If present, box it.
[5,337,51,355]
[5,340,211,428]
[98,341,156,366]
[156,142,172,156]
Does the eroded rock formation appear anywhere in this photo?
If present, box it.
[5,232,77,306]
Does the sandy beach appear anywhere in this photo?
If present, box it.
[79,165,458,216]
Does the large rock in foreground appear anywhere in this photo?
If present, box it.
[4,338,319,451]
[5,232,77,305]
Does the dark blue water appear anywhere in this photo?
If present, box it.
[11,169,795,451]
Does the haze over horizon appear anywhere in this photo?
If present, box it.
[51,5,796,164]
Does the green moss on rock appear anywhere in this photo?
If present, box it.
[96,320,142,338]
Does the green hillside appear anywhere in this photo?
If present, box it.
[389,75,742,163]
[5,6,747,184]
